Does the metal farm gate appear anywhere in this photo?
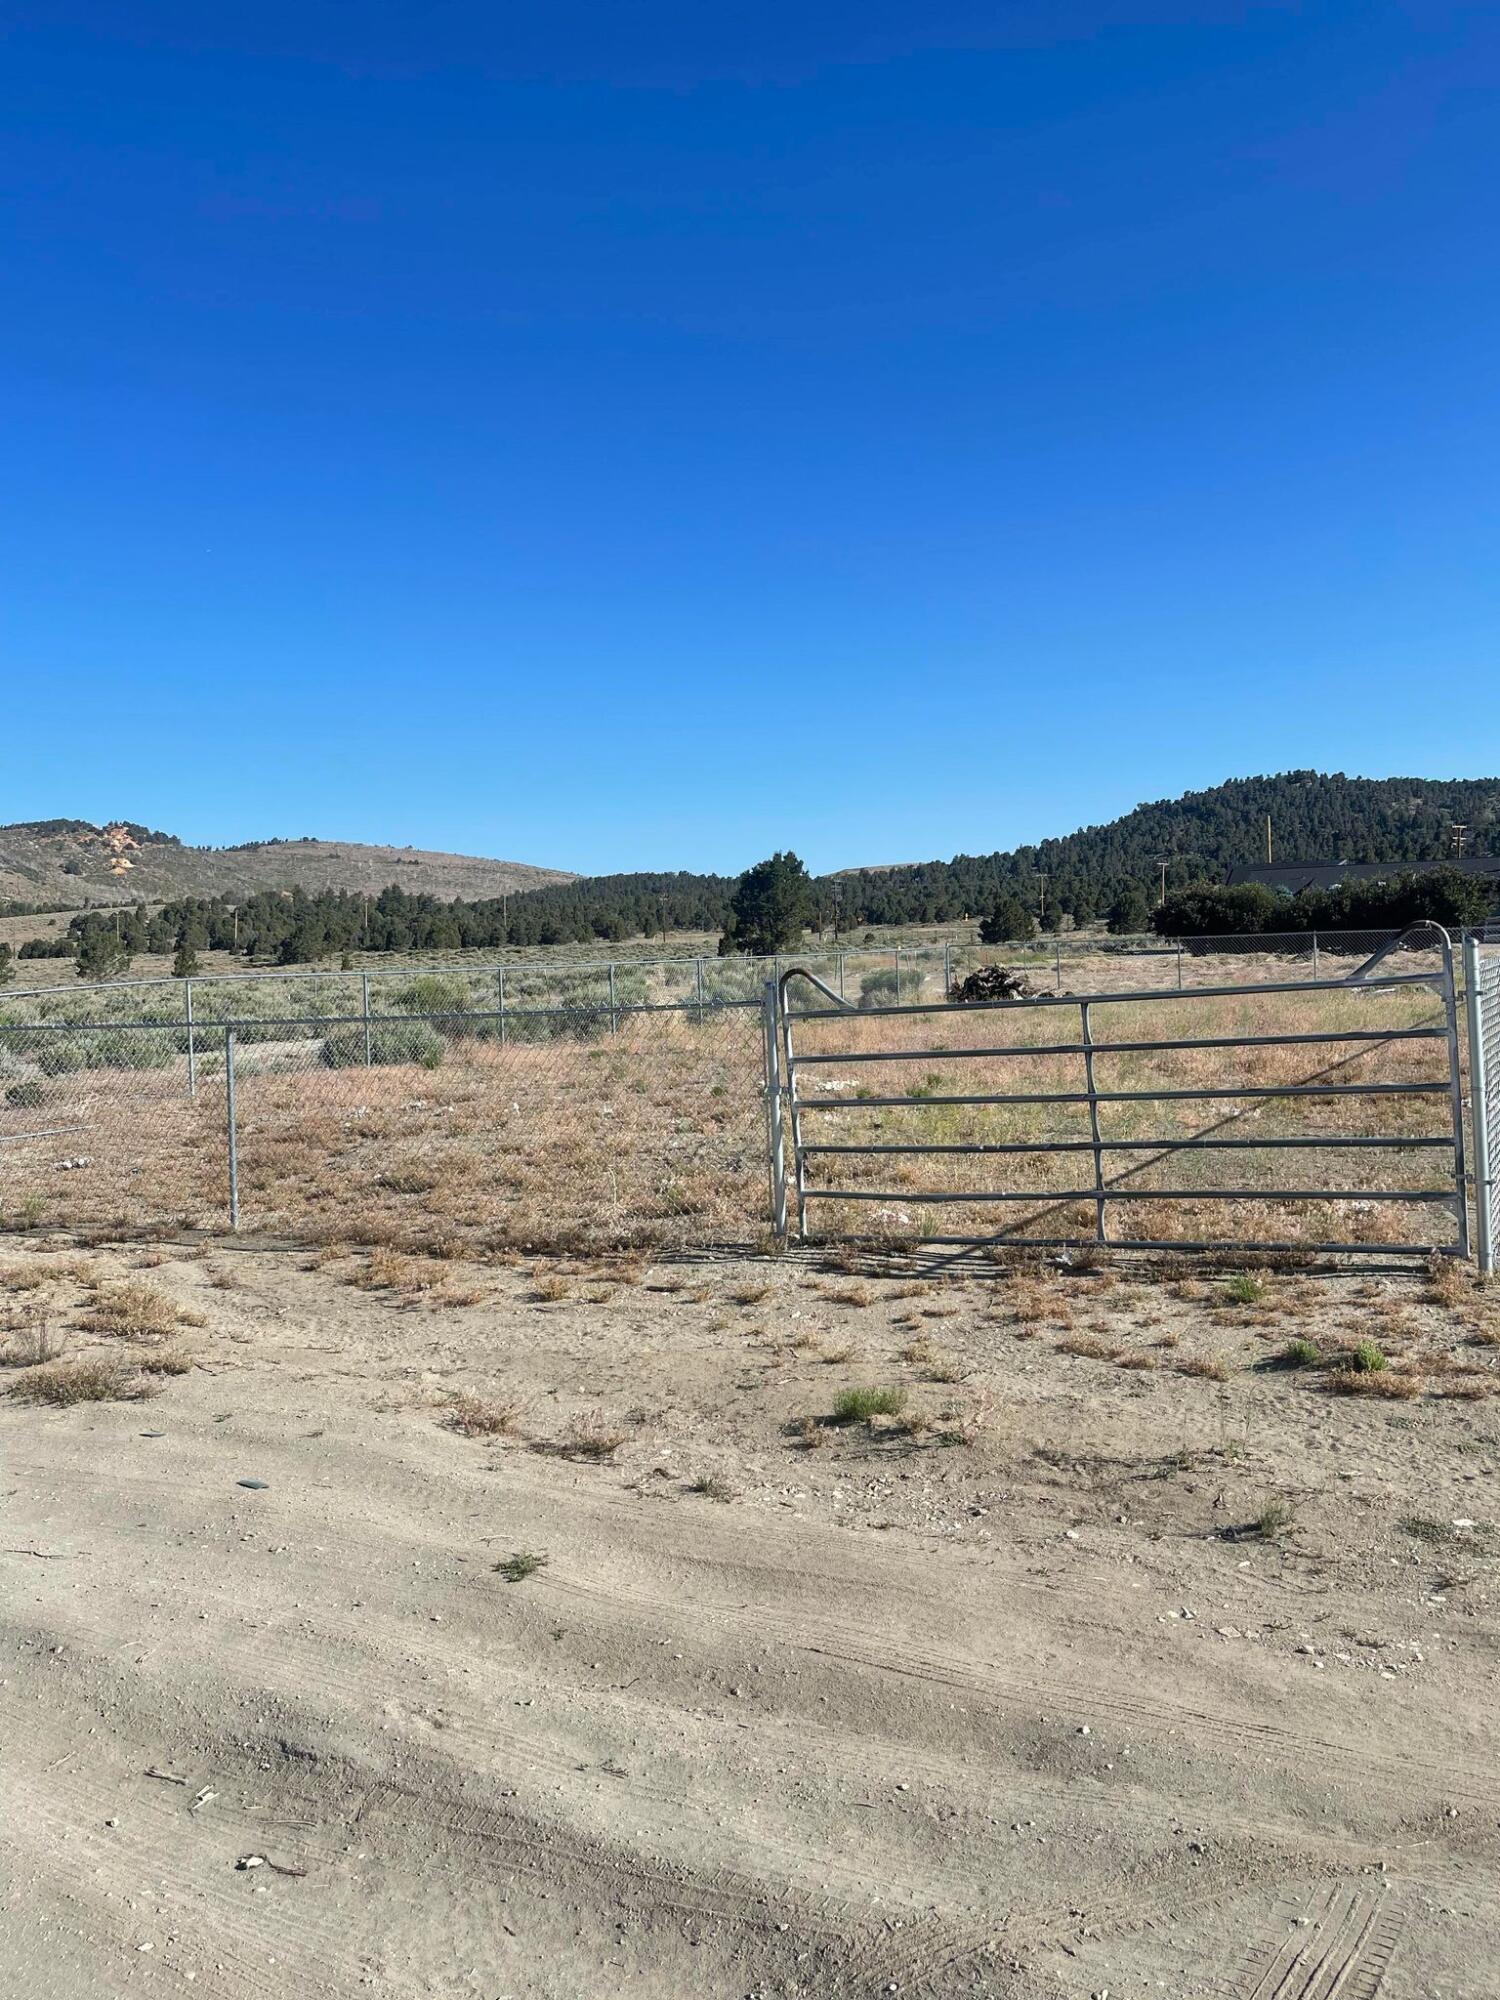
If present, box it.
[765,925,1470,1259]
[1466,935,1500,1274]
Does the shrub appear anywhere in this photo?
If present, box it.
[831,1384,907,1424]
[1347,1339,1387,1374]
[396,975,475,1016]
[1279,1338,1323,1369]
[858,968,917,1007]
[5,1080,44,1108]
[1223,1275,1263,1305]
[322,1023,443,1069]
[33,1041,90,1077]
[495,1550,548,1582]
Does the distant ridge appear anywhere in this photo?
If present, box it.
[0,822,572,911]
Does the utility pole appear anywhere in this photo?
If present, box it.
[1265,814,1273,865]
[1038,872,1048,923]
[1157,858,1169,907]
[1450,824,1470,860]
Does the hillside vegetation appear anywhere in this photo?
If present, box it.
[0,821,571,913]
[7,774,1496,971]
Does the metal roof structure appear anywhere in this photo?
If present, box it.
[1226,856,1500,894]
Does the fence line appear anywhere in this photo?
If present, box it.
[2,930,1491,1257]
[0,928,1429,1030]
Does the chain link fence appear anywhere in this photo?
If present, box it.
[0,929,1424,1032]
[2,930,1492,1261]
[0,1001,765,1251]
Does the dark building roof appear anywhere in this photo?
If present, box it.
[1226,857,1500,893]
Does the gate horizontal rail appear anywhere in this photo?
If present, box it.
[794,1026,1447,1063]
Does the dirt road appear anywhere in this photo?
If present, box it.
[3,1242,1498,1996]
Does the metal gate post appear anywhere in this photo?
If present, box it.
[185,978,196,1099]
[1079,999,1107,1244]
[763,979,788,1242]
[225,1027,240,1230]
[1464,935,1494,1273]
[1438,930,1471,1260]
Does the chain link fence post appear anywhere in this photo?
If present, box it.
[185,978,196,1099]
[361,972,372,1068]
[225,1027,240,1230]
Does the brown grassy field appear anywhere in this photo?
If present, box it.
[0,965,1468,1257]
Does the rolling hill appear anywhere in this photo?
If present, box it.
[0,821,572,913]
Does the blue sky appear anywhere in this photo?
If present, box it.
[3,3,1497,876]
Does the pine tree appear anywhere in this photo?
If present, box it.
[718,853,814,956]
[978,892,1035,944]
[1106,886,1152,935]
[171,929,201,978]
[76,927,132,982]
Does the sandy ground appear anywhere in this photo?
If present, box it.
[4,1239,1500,1998]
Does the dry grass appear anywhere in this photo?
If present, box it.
[1328,1370,1423,1400]
[729,1283,770,1307]
[81,1280,203,1343]
[342,1250,454,1301]
[1,1318,64,1367]
[139,1348,194,1376]
[560,1410,630,1460]
[820,1282,876,1309]
[1176,1355,1231,1381]
[9,1356,158,1405]
[444,1390,527,1437]
[1056,1334,1122,1362]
